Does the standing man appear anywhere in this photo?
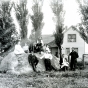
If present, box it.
[69,47,79,71]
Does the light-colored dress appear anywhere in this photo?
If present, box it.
[61,55,69,68]
[23,45,29,53]
[35,53,46,72]
[35,53,60,71]
[36,59,45,72]
[36,53,52,72]
[14,44,25,55]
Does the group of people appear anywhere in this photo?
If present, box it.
[61,47,79,71]
[13,37,53,72]
[29,37,50,54]
[28,37,54,72]
[13,37,79,72]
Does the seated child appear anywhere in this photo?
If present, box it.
[60,54,69,71]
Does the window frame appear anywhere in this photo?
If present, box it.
[68,34,76,42]
[66,47,70,55]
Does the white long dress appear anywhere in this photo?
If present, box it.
[35,53,52,72]
[35,53,60,71]
[35,53,46,72]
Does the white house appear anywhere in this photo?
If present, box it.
[62,27,85,59]
[42,26,85,59]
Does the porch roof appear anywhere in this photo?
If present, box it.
[42,35,54,44]
[48,40,58,47]
[42,35,57,47]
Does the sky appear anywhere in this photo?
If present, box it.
[41,0,81,35]
[1,0,88,53]
[10,0,82,37]
[63,0,81,27]
[42,0,81,35]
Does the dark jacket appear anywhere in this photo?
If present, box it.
[69,51,79,61]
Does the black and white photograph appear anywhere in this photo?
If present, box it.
[0,0,88,88]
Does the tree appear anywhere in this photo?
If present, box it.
[14,0,29,39]
[77,0,88,43]
[29,29,35,43]
[0,1,17,51]
[30,0,44,42]
[51,0,64,65]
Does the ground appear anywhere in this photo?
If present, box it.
[0,48,88,88]
[0,67,88,88]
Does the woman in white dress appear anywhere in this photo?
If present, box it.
[36,49,52,72]
[13,40,33,74]
[14,41,25,55]
[35,52,46,72]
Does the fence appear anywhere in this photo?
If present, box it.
[82,54,88,68]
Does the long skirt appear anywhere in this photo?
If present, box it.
[36,59,46,72]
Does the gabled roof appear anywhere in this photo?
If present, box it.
[63,26,79,34]
[42,35,58,47]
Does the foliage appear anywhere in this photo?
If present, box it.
[54,25,64,47]
[77,1,88,43]
[51,0,64,64]
[30,0,44,42]
[29,29,35,43]
[0,1,17,52]
[14,0,29,39]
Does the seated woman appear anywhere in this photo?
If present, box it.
[0,39,33,74]
[40,49,52,71]
[14,40,25,55]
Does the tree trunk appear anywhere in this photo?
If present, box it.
[35,29,41,41]
[58,45,63,65]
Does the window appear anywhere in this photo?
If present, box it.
[68,34,76,42]
[66,48,70,55]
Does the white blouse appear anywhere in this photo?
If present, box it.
[23,45,29,51]
[40,53,52,60]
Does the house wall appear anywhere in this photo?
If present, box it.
[62,28,85,59]
[50,47,58,56]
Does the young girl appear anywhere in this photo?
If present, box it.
[60,54,69,71]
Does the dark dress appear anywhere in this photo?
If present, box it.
[28,54,39,72]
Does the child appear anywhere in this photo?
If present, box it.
[61,54,69,71]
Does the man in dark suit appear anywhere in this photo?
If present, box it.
[69,47,79,71]
[28,52,39,72]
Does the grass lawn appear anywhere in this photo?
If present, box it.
[0,68,88,88]
[0,47,87,88]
